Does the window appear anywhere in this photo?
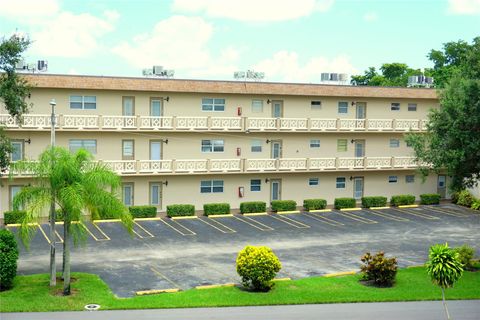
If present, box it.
[251,100,263,113]
[408,103,417,111]
[122,96,135,116]
[122,183,134,206]
[337,139,348,152]
[69,139,97,154]
[10,185,23,210]
[122,140,134,160]
[70,95,96,110]
[389,139,400,148]
[200,180,224,193]
[311,101,322,110]
[388,176,398,183]
[150,182,161,206]
[150,98,162,116]
[406,175,415,183]
[250,179,261,192]
[202,98,225,111]
[251,140,262,152]
[11,140,24,161]
[309,178,319,186]
[338,101,348,114]
[310,139,320,148]
[336,177,346,189]
[391,103,400,111]
[201,140,224,153]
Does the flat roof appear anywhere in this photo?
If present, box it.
[23,73,438,100]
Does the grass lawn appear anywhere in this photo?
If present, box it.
[1,267,479,312]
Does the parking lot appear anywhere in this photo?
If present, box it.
[8,204,480,297]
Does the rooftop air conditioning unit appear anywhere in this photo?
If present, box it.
[15,59,26,70]
[425,77,433,84]
[166,70,175,77]
[321,73,330,81]
[339,73,348,82]
[408,76,418,85]
[37,60,47,71]
[329,73,339,81]
[153,66,164,75]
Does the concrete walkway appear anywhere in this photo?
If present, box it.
[3,300,480,320]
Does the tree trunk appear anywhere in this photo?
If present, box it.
[63,219,71,296]
[49,196,56,286]
[442,287,451,320]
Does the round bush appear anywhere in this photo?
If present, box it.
[236,245,281,291]
[0,229,19,290]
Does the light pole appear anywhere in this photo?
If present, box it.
[49,98,56,286]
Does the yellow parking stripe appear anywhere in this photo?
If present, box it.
[136,288,180,295]
[78,222,104,241]
[54,229,64,243]
[269,214,310,229]
[304,212,344,226]
[199,218,236,234]
[367,209,409,222]
[243,212,268,216]
[390,207,439,220]
[334,211,378,224]
[37,224,51,244]
[158,218,196,236]
[91,222,111,240]
[234,215,274,231]
[133,221,155,238]
[309,209,332,213]
[423,206,467,217]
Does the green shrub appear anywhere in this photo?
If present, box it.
[95,207,116,220]
[451,191,460,204]
[270,200,297,212]
[128,206,157,218]
[390,194,415,206]
[0,229,19,290]
[236,245,282,291]
[360,251,398,287]
[240,202,267,214]
[454,245,476,270]
[166,204,195,217]
[471,199,480,210]
[55,209,64,222]
[361,196,387,208]
[303,199,327,211]
[457,190,474,207]
[334,198,356,209]
[3,211,26,225]
[203,203,230,216]
[420,194,441,205]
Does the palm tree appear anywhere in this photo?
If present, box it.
[11,146,132,295]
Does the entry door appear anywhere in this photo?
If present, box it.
[356,102,366,119]
[271,141,282,159]
[437,175,447,199]
[272,100,283,118]
[355,140,365,157]
[150,98,163,117]
[353,177,364,200]
[122,97,135,116]
[150,141,162,160]
[270,179,282,202]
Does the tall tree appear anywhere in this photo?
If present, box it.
[351,63,421,86]
[12,147,133,295]
[0,34,31,173]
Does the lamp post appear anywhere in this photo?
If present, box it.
[49,98,56,286]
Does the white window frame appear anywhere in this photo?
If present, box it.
[251,140,262,153]
[388,176,398,183]
[69,139,97,154]
[310,139,321,148]
[122,140,134,160]
[309,178,319,186]
[389,139,400,148]
[251,99,263,113]
[201,139,224,153]
[9,185,23,210]
[337,139,348,152]
[200,180,224,193]
[250,179,261,192]
[202,98,225,112]
[391,102,400,111]
[11,140,24,161]
[336,177,346,189]
[338,101,348,114]
[69,95,97,110]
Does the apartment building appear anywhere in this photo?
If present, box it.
[0,74,445,216]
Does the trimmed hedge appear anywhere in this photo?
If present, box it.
[129,206,157,218]
[303,199,327,211]
[420,194,441,205]
[0,229,19,290]
[390,194,415,206]
[334,197,356,209]
[361,196,387,208]
[240,202,267,214]
[271,200,297,212]
[3,211,26,225]
[204,203,230,216]
[166,204,195,217]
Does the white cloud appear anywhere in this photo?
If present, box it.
[112,16,213,70]
[172,0,334,22]
[30,11,117,58]
[0,0,59,20]
[253,51,357,83]
[448,0,480,14]
[363,12,378,22]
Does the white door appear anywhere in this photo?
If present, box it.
[353,177,364,200]
[150,99,163,117]
[122,184,134,206]
[437,175,446,199]
[355,140,365,157]
[150,141,162,160]
[356,103,366,119]
[271,179,281,202]
[271,141,282,159]
[272,100,283,118]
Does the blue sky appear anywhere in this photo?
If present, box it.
[0,0,479,82]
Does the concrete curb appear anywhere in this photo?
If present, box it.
[243,212,268,216]
[195,283,235,289]
[370,206,391,210]
[324,270,356,277]
[398,205,419,208]
[276,211,300,215]
[208,214,234,218]
[5,222,39,227]
[135,288,180,295]
[273,277,291,282]
[93,219,122,223]
[171,216,198,220]
[340,208,362,211]
[134,217,161,221]
[308,209,332,213]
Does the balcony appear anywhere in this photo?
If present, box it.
[0,114,428,132]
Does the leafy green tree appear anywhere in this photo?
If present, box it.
[406,76,480,191]
[351,63,421,86]
[0,35,32,173]
[426,243,464,320]
[12,147,133,295]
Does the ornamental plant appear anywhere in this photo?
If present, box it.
[360,251,397,287]
[0,229,19,290]
[236,245,281,291]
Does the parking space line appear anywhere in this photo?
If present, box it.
[78,222,107,241]
[390,208,439,220]
[304,212,344,226]
[37,224,52,244]
[269,214,310,229]
[367,209,409,222]
[133,221,155,238]
[54,229,64,243]
[91,222,111,240]
[423,206,467,217]
[150,266,182,289]
[199,217,236,234]
[159,218,196,236]
[333,211,378,224]
[234,215,274,231]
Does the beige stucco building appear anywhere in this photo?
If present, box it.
[0,74,447,216]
